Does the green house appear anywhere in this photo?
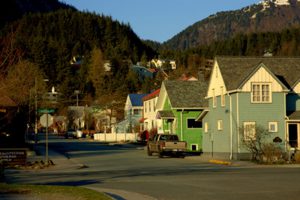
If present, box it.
[200,57,300,160]
[156,80,208,152]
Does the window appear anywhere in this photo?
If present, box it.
[243,122,256,140]
[251,83,271,103]
[204,122,208,133]
[221,86,225,107]
[133,109,140,115]
[212,89,216,108]
[217,120,223,131]
[149,101,151,112]
[269,122,278,132]
[187,119,202,128]
[144,103,147,113]
[191,144,198,151]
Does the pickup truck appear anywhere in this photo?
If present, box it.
[147,134,187,158]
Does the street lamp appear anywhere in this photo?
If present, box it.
[34,78,49,142]
[74,90,80,107]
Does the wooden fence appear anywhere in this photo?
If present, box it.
[94,132,138,142]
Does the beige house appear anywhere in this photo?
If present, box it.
[142,89,160,132]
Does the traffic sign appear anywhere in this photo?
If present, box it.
[38,108,55,113]
[40,114,53,127]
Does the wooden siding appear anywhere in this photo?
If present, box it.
[203,92,286,158]
[241,66,283,92]
[207,62,227,98]
[156,84,167,111]
[202,95,232,155]
[177,111,203,151]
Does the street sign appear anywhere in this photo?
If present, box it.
[38,108,55,113]
[40,114,53,127]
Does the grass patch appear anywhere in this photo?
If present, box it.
[0,183,112,200]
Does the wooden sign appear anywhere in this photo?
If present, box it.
[0,148,27,166]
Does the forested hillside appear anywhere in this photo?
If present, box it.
[164,0,300,50]
[0,9,156,105]
[0,0,74,28]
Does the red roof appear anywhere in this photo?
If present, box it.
[142,89,160,101]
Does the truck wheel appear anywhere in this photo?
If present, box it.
[158,152,164,158]
[147,147,152,156]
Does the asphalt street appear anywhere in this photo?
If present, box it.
[3,135,300,200]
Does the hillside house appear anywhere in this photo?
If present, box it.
[116,94,147,133]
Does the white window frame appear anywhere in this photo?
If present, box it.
[190,144,199,151]
[204,122,208,133]
[243,122,256,140]
[268,122,278,133]
[217,120,223,131]
[251,83,272,103]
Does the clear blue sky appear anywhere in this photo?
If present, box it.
[61,0,260,43]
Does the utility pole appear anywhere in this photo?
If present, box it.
[34,77,38,144]
[74,90,80,129]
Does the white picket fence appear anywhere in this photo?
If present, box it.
[94,132,138,142]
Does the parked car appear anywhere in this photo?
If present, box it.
[65,129,76,139]
[76,129,83,138]
[147,134,187,158]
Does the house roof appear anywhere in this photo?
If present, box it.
[157,110,175,119]
[143,89,160,101]
[163,80,208,109]
[288,111,300,120]
[216,57,300,91]
[129,94,148,107]
[0,95,17,107]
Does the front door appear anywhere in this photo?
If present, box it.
[288,124,298,148]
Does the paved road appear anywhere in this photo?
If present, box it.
[4,135,300,200]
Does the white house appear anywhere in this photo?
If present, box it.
[142,89,160,132]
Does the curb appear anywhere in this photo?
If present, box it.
[209,159,232,165]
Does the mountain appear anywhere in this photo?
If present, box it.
[0,0,75,28]
[164,0,300,50]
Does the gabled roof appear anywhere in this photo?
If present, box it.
[143,89,160,101]
[215,57,300,91]
[163,80,208,109]
[129,94,148,107]
[157,110,175,119]
[288,111,300,120]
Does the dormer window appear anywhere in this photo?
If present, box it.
[251,83,271,103]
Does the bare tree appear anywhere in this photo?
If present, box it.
[240,125,284,163]
[3,60,46,106]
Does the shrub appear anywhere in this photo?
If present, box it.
[240,125,285,164]
[261,143,284,164]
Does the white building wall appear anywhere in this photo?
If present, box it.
[241,67,283,92]
[207,62,227,97]
[143,97,158,131]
